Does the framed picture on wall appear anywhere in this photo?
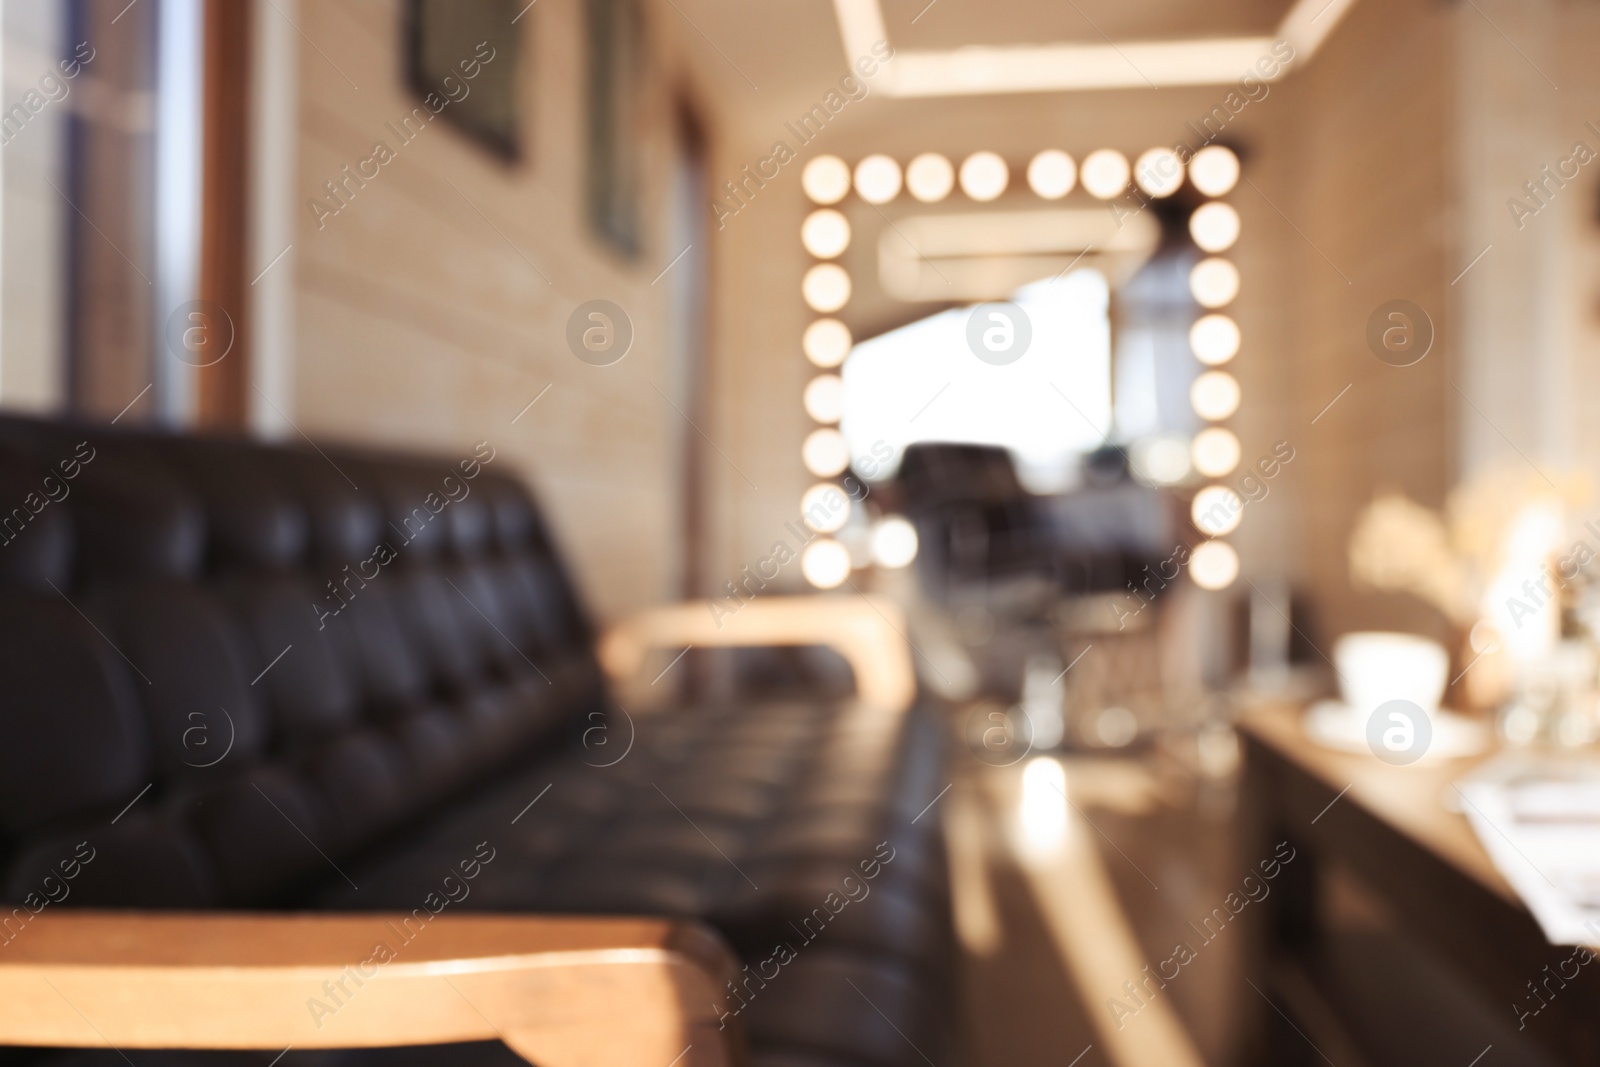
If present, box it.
[405,0,523,160]
[586,0,644,256]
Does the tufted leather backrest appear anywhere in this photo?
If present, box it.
[0,416,600,909]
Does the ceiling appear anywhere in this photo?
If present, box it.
[881,0,1298,51]
[661,0,846,132]
[663,0,1356,141]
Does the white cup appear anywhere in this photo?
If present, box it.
[1333,631,1450,717]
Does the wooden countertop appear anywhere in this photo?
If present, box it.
[1238,702,1518,906]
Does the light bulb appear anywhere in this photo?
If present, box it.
[1190,257,1240,308]
[803,374,844,423]
[801,538,852,588]
[1189,145,1240,197]
[1189,201,1240,252]
[1134,147,1183,197]
[802,155,852,204]
[853,154,903,204]
[802,264,851,312]
[959,151,1009,201]
[1192,428,1241,477]
[1080,149,1130,199]
[1027,150,1076,199]
[801,483,851,533]
[802,428,850,477]
[906,152,955,202]
[801,209,851,259]
[803,319,852,368]
[1192,485,1244,536]
[1191,371,1241,421]
[1189,314,1240,365]
[1190,540,1240,590]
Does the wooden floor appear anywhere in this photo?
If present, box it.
[949,739,1255,1067]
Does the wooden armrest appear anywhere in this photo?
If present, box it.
[598,594,917,715]
[0,911,741,1067]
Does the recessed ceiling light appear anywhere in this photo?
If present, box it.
[1189,257,1240,308]
[1189,145,1240,197]
[802,155,852,204]
[803,319,853,368]
[802,264,852,312]
[803,374,844,423]
[1191,370,1241,421]
[1190,202,1240,252]
[1189,313,1240,365]
[830,0,1358,98]
[854,154,903,204]
[1080,149,1130,199]
[1134,147,1184,197]
[1189,539,1239,590]
[959,151,1009,201]
[1027,150,1077,199]
[906,152,955,202]
[801,209,852,259]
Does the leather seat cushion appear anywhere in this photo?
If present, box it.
[3,808,217,909]
[0,591,151,831]
[742,951,947,1067]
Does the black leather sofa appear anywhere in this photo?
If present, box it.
[0,416,952,1067]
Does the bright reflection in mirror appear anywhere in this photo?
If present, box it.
[841,270,1112,485]
[1131,436,1190,485]
[870,516,919,568]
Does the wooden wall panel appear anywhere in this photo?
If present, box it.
[1251,0,1461,644]
[291,0,701,620]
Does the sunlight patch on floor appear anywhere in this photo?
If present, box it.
[983,757,1208,1067]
